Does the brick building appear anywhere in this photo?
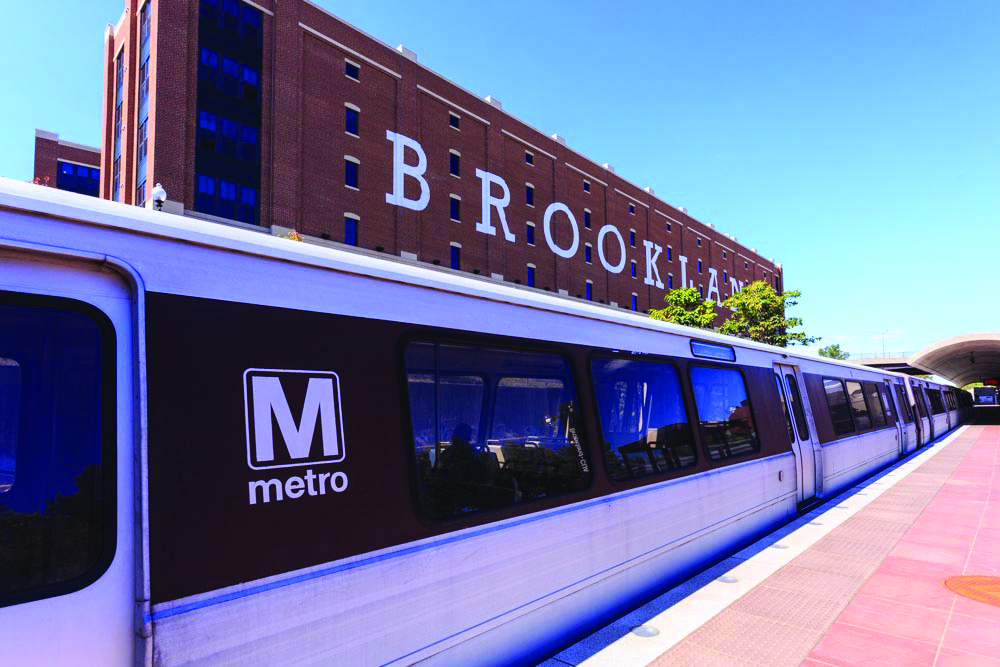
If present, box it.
[101,0,782,313]
[33,130,101,197]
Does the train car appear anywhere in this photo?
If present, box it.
[974,386,998,405]
[0,179,968,667]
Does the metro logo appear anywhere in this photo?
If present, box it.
[243,369,345,470]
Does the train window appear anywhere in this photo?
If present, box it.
[864,383,886,428]
[785,374,810,440]
[405,341,589,519]
[927,389,945,414]
[689,366,759,461]
[845,381,871,431]
[690,340,736,362]
[0,301,113,605]
[823,378,855,435]
[895,384,913,424]
[591,358,696,482]
[945,392,957,410]
[880,385,895,423]
[913,387,928,417]
[774,373,794,444]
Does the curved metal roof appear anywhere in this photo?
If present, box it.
[910,333,1000,387]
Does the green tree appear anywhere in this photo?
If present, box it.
[818,343,850,360]
[649,287,717,330]
[719,281,818,347]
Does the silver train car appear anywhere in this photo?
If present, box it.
[0,179,970,666]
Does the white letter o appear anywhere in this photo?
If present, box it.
[543,202,579,259]
[597,224,626,274]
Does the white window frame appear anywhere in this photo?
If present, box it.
[449,111,461,130]
[583,179,591,193]
[583,207,591,229]
[584,242,593,264]
[525,182,535,208]
[630,259,637,279]
[449,194,461,222]
[525,150,534,166]
[344,155,360,191]
[345,58,361,81]
[344,103,360,138]
[628,203,635,215]
[449,149,461,178]
[629,228,636,248]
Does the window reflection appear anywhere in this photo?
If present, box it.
[690,366,759,461]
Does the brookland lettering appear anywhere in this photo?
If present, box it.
[384,130,747,303]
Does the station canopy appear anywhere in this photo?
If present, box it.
[910,333,1000,388]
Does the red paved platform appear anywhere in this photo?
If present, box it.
[805,417,1000,667]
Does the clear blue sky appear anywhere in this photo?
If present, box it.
[2,1,997,358]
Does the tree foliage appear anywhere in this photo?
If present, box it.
[719,281,818,347]
[818,343,850,360]
[648,287,717,330]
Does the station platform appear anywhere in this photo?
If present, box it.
[541,409,1000,667]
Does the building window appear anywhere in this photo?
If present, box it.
[138,58,150,105]
[667,246,672,261]
[631,293,638,311]
[449,150,460,177]
[237,186,256,224]
[629,229,636,247]
[136,179,146,206]
[584,243,592,264]
[195,174,215,213]
[449,195,461,221]
[219,117,238,156]
[526,184,534,207]
[201,0,219,23]
[584,209,591,229]
[722,250,727,259]
[667,275,673,289]
[697,238,702,248]
[666,222,672,232]
[526,222,535,245]
[345,157,359,189]
[345,59,360,81]
[449,112,460,129]
[137,120,148,163]
[344,215,359,246]
[450,244,461,270]
[630,260,637,278]
[744,261,749,269]
[345,105,359,136]
[698,286,704,297]
[241,4,262,44]
[199,47,218,85]
[219,180,237,219]
[697,260,702,274]
[723,270,728,283]
[222,0,239,31]
[583,179,590,193]
[240,125,257,162]
[222,57,239,95]
[525,151,534,166]
[586,281,593,301]
[242,66,258,103]
[112,157,120,202]
[198,110,217,150]
[628,203,635,215]
[527,264,535,287]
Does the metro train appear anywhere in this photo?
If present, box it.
[0,179,971,666]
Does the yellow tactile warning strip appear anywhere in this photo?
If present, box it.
[643,430,979,666]
[945,576,1000,608]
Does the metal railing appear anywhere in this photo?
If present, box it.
[847,351,917,360]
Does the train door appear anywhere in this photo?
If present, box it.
[916,384,934,442]
[0,248,135,666]
[774,364,818,503]
[883,380,905,456]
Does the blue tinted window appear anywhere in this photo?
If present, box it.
[689,366,759,461]
[198,174,215,195]
[449,113,460,129]
[237,187,257,224]
[60,163,73,176]
[668,275,673,289]
[243,66,258,86]
[345,217,358,246]
[592,358,696,481]
[667,247,672,261]
[345,107,359,136]
[220,118,238,139]
[240,126,257,145]
[345,61,360,80]
[404,341,588,518]
[219,181,236,218]
[526,185,534,206]
[690,341,735,362]
[586,282,592,300]
[697,260,702,274]
[449,152,460,177]
[527,266,535,287]
[200,48,218,67]
[242,5,261,43]
[450,197,460,221]
[0,303,110,600]
[136,180,146,205]
[585,245,591,263]
[240,187,256,205]
[219,181,236,200]
[345,160,358,188]
[91,168,100,180]
[450,246,460,270]
[584,211,590,229]
[631,262,636,278]
[526,224,534,245]
[199,111,216,130]
[76,166,88,177]
[583,180,590,193]
[629,230,635,247]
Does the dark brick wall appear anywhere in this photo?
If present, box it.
[101,0,783,315]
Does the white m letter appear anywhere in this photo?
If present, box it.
[385,130,429,211]
[252,377,340,463]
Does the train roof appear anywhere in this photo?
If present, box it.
[0,178,951,387]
